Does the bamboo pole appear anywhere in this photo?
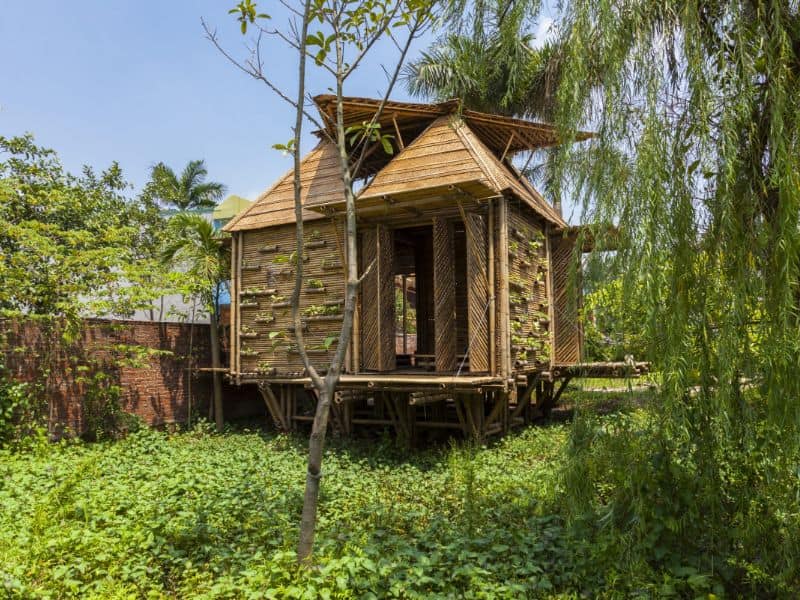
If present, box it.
[402,274,407,354]
[350,222,360,373]
[544,224,555,367]
[259,384,288,430]
[487,199,496,375]
[392,113,405,150]
[234,233,243,383]
[497,196,511,380]
[230,233,237,377]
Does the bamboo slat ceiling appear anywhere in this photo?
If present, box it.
[223,142,341,232]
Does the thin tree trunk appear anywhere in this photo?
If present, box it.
[297,387,333,558]
[188,300,196,426]
[210,304,224,432]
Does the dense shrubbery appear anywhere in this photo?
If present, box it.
[1,393,796,598]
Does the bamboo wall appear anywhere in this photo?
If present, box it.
[234,220,346,376]
[550,232,582,364]
[507,200,551,370]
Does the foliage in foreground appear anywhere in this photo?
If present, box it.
[1,394,797,598]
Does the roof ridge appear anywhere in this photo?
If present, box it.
[452,117,567,226]
[450,116,503,191]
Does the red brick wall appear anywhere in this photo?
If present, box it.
[0,318,263,436]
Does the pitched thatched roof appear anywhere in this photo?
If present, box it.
[223,142,341,232]
[354,115,565,226]
[225,96,588,232]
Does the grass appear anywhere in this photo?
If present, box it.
[1,385,792,598]
[0,423,581,598]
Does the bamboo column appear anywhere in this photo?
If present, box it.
[487,200,496,375]
[497,196,512,380]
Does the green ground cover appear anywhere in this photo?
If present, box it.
[1,389,794,598]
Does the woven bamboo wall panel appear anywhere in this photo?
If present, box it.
[550,233,582,364]
[359,226,395,371]
[377,225,396,370]
[433,217,457,372]
[236,221,346,375]
[454,229,468,354]
[465,212,490,372]
[359,228,379,371]
[507,200,551,371]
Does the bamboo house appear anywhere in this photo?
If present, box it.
[224,96,642,440]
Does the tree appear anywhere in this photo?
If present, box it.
[161,213,230,431]
[405,0,557,118]
[405,1,568,202]
[0,135,170,437]
[0,134,166,323]
[527,0,798,588]
[208,0,436,561]
[145,160,226,211]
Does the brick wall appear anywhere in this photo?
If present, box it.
[0,318,263,437]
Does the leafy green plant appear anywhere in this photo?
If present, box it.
[303,304,339,317]
[0,367,36,448]
[306,278,324,289]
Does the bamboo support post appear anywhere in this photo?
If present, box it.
[258,383,288,431]
[498,195,512,380]
[487,199,496,375]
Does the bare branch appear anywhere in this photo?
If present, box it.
[351,17,425,175]
[202,17,326,131]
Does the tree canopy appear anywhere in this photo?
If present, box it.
[145,160,226,211]
[0,135,167,324]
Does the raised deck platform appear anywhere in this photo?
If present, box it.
[228,361,649,442]
[239,372,505,392]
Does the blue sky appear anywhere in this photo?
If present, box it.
[1,1,557,205]
[0,0,439,200]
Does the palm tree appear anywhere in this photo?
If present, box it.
[405,7,564,208]
[148,160,226,211]
[404,1,560,120]
[162,213,230,431]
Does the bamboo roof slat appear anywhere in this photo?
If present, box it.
[354,115,567,227]
[224,141,343,232]
[313,95,592,155]
[229,96,582,233]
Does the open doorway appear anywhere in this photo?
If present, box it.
[393,226,433,369]
[391,224,469,371]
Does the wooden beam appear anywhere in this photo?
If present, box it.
[391,113,405,150]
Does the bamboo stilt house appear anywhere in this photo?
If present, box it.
[223,96,638,440]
